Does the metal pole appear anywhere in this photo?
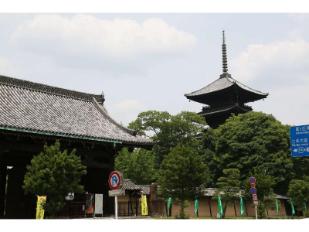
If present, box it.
[255,205,258,219]
[115,195,118,219]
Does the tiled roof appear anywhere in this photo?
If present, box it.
[122,179,150,195]
[201,188,289,199]
[202,188,289,200]
[0,75,152,145]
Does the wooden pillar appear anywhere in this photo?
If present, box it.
[0,164,7,218]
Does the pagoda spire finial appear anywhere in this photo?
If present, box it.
[222,30,228,74]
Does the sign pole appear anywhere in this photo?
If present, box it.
[115,195,118,219]
[249,176,258,219]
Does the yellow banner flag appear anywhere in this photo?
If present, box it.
[36,196,47,219]
[141,194,148,216]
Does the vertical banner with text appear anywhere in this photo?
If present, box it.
[141,194,148,216]
[36,196,46,219]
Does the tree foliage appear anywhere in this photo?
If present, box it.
[115,148,156,185]
[208,112,294,194]
[251,168,276,201]
[128,110,206,165]
[23,141,86,216]
[216,168,241,218]
[158,142,209,218]
[288,178,309,213]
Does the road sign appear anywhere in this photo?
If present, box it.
[290,125,309,157]
[249,176,256,184]
[108,189,125,197]
[252,193,258,201]
[108,171,124,220]
[250,188,257,194]
[108,171,123,190]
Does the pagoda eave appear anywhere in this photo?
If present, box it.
[199,104,252,116]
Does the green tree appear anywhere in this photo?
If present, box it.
[211,112,293,194]
[288,178,309,215]
[216,168,241,218]
[128,110,206,165]
[115,148,156,185]
[23,141,86,217]
[158,142,209,218]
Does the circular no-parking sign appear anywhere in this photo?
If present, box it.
[249,176,256,184]
[108,171,123,190]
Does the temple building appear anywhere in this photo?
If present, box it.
[0,75,152,218]
[185,31,268,128]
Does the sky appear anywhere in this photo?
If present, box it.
[0,13,308,126]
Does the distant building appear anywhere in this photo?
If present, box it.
[185,31,268,128]
[0,75,152,218]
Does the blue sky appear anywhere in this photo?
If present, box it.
[0,14,308,126]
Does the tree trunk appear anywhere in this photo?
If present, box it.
[233,200,237,217]
[179,186,185,219]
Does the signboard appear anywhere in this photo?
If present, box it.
[108,189,125,197]
[249,177,256,184]
[65,192,74,201]
[252,193,258,202]
[250,188,257,194]
[290,125,309,157]
[94,194,103,215]
[141,194,148,216]
[108,171,123,190]
[85,193,95,216]
[36,196,46,219]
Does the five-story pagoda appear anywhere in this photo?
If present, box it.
[185,31,268,128]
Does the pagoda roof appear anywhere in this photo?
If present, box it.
[185,31,268,105]
[0,75,152,146]
[185,73,268,104]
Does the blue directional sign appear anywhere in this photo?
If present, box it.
[290,125,309,157]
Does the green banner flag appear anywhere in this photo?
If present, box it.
[167,197,173,217]
[290,199,295,216]
[194,197,199,217]
[240,196,245,216]
[217,195,223,218]
[275,199,280,215]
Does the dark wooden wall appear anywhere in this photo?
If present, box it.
[0,131,124,218]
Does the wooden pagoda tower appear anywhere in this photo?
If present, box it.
[185,31,268,128]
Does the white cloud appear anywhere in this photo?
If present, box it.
[10,15,196,65]
[232,39,309,125]
[232,39,309,86]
